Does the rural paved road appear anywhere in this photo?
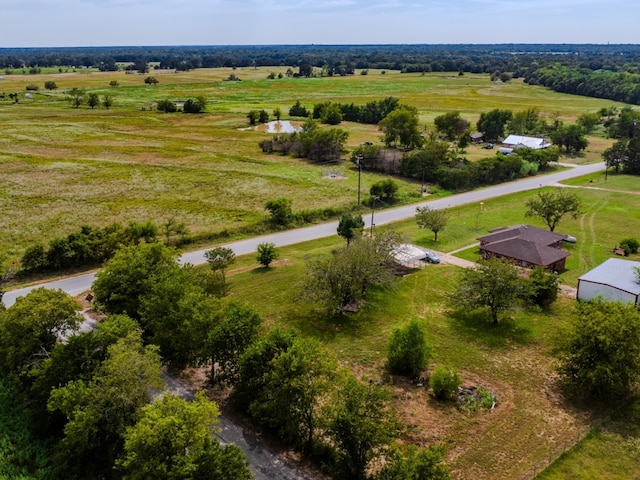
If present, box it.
[2,161,604,308]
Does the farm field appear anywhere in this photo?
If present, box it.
[0,67,622,266]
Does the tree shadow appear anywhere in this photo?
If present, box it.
[447,307,534,348]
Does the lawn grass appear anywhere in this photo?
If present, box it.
[537,397,640,480]
[0,69,626,265]
[219,233,593,480]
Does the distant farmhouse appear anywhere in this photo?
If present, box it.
[499,135,551,155]
[577,258,640,305]
[502,135,551,150]
[478,225,570,271]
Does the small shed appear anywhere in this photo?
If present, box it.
[577,258,640,305]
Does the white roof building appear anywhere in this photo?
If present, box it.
[502,135,551,150]
[577,258,640,305]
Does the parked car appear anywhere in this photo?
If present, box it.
[563,235,577,243]
[484,143,494,149]
[424,250,441,264]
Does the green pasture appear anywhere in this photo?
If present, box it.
[219,232,588,480]
[0,69,623,265]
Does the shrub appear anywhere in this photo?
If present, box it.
[370,179,399,204]
[44,80,57,90]
[620,238,640,255]
[25,84,39,91]
[157,99,177,113]
[387,319,431,377]
[265,197,293,227]
[429,365,460,401]
[256,242,278,267]
[527,267,559,307]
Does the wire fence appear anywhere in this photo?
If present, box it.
[516,416,604,480]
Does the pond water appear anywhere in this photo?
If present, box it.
[263,120,301,133]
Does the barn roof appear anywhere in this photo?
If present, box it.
[578,258,640,295]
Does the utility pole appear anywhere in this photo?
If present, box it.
[356,155,362,205]
[370,195,379,234]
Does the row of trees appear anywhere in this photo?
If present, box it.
[527,64,640,105]
[5,44,640,76]
[20,220,188,273]
[66,87,114,109]
[157,96,207,113]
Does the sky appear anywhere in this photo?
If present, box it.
[1,0,638,48]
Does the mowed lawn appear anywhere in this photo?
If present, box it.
[0,68,624,264]
[222,235,591,480]
[218,176,640,479]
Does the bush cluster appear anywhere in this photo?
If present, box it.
[21,221,160,273]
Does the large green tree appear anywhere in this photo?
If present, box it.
[379,106,423,150]
[476,108,512,142]
[207,302,263,387]
[556,300,640,399]
[138,265,219,369]
[451,258,524,324]
[92,242,179,318]
[249,337,337,451]
[549,123,588,153]
[48,332,164,477]
[117,392,252,480]
[302,232,399,314]
[415,206,449,242]
[524,188,583,232]
[327,377,402,480]
[433,111,469,141]
[0,288,81,379]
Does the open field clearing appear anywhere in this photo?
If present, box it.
[0,68,622,264]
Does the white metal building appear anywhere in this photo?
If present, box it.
[577,258,640,305]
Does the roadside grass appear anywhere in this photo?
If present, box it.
[221,233,592,480]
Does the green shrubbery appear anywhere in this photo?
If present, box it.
[21,221,160,273]
[387,319,432,378]
[429,365,461,401]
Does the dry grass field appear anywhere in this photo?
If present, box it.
[0,68,622,265]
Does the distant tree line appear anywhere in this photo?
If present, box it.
[526,63,640,105]
[4,44,640,78]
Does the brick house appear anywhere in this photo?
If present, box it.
[477,225,570,271]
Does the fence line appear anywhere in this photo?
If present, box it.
[516,416,604,480]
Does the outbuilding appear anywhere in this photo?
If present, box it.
[577,258,640,305]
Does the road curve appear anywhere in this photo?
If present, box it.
[2,161,603,308]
